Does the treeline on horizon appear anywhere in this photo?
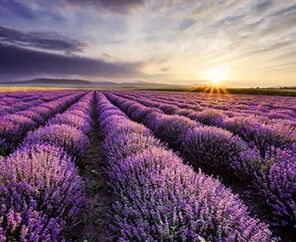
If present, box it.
[149,86,296,97]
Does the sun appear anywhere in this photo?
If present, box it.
[202,66,229,96]
[211,76,222,85]
[204,66,228,86]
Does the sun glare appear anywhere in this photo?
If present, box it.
[204,66,228,86]
[203,66,229,96]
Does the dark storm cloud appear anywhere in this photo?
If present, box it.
[0,44,141,78]
[60,0,145,13]
[0,26,86,53]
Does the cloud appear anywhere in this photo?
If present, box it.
[192,0,239,17]
[160,67,170,72]
[251,61,296,72]
[59,0,145,13]
[0,0,35,19]
[215,14,246,28]
[0,26,86,53]
[254,0,274,12]
[0,44,141,80]
[270,3,296,17]
[178,18,195,31]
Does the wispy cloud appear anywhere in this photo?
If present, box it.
[178,18,195,31]
[59,0,145,14]
[253,0,274,12]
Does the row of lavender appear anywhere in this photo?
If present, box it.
[97,92,273,241]
[0,91,85,156]
[130,90,296,122]
[133,91,296,120]
[115,92,296,156]
[125,91,296,129]
[0,91,73,117]
[145,92,296,125]
[105,92,295,237]
[0,91,93,241]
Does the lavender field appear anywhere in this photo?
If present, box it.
[0,90,295,241]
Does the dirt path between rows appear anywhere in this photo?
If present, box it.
[74,93,112,241]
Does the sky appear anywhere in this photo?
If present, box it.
[0,0,296,87]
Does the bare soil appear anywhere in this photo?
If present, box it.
[73,95,112,241]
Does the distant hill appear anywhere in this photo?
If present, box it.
[1,78,107,87]
[0,78,190,90]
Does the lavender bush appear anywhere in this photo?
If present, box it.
[253,147,296,229]
[48,113,91,134]
[189,109,227,127]
[22,124,89,158]
[102,132,164,163]
[0,143,84,241]
[223,117,296,155]
[182,126,248,177]
[154,114,198,149]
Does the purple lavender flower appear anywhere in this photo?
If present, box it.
[131,106,163,122]
[154,114,198,149]
[102,132,164,163]
[22,124,89,157]
[181,126,248,177]
[100,112,151,139]
[48,113,92,134]
[189,109,227,127]
[254,148,296,229]
[223,117,296,155]
[0,143,84,241]
[0,183,64,241]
